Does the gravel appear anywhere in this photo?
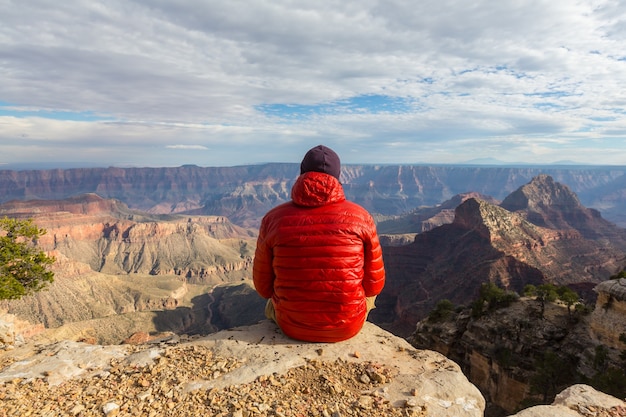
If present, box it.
[0,343,421,417]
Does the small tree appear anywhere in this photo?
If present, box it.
[526,283,582,320]
[428,299,455,322]
[526,283,558,318]
[557,286,580,320]
[0,217,55,300]
[471,282,518,317]
[523,284,537,297]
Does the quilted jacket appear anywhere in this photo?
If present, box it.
[252,171,386,342]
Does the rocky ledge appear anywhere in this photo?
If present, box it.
[0,321,623,417]
[1,321,484,416]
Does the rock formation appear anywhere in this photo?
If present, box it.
[375,176,626,336]
[508,385,625,417]
[0,194,260,343]
[1,173,625,415]
[591,278,626,349]
[410,279,626,415]
[0,321,487,417]
[1,320,622,417]
[501,174,625,241]
[377,192,500,234]
[0,193,257,280]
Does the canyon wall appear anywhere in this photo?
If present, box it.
[0,194,260,343]
[375,176,626,336]
[1,164,625,228]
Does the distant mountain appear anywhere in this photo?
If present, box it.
[461,157,520,165]
[373,175,626,336]
[1,164,626,228]
[500,174,624,241]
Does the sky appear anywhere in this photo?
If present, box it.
[1,0,626,168]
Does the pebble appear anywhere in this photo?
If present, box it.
[102,402,119,415]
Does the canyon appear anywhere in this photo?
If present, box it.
[0,193,262,344]
[375,175,626,336]
[1,164,625,228]
[1,166,626,415]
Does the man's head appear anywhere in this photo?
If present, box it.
[300,145,341,180]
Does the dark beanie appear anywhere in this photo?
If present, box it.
[300,145,341,180]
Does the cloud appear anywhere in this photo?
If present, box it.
[166,145,209,150]
[0,0,625,167]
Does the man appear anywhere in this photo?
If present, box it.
[252,145,385,342]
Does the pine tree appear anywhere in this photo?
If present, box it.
[0,217,55,300]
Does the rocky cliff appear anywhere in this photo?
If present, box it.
[2,176,624,345]
[375,176,626,336]
[1,164,626,228]
[410,279,626,416]
[1,174,626,416]
[0,194,260,343]
[0,193,257,280]
[591,278,626,350]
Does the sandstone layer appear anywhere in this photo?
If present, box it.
[0,194,260,344]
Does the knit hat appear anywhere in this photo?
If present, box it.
[300,145,341,180]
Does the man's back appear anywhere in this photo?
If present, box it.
[253,168,385,342]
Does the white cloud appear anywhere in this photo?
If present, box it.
[0,0,625,167]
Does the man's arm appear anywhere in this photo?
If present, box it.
[252,221,275,299]
[362,219,386,297]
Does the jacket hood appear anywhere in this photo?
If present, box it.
[291,171,346,207]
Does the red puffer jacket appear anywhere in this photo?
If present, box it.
[253,171,385,342]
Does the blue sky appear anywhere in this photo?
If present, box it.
[1,0,626,168]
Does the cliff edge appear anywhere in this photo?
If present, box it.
[1,318,622,416]
[1,321,485,416]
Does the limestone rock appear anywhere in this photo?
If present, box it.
[591,278,626,349]
[0,314,15,348]
[0,321,486,416]
[508,384,625,417]
[595,278,626,301]
[0,340,128,386]
[553,384,625,411]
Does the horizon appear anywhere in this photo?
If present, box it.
[2,1,626,167]
[1,159,625,172]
